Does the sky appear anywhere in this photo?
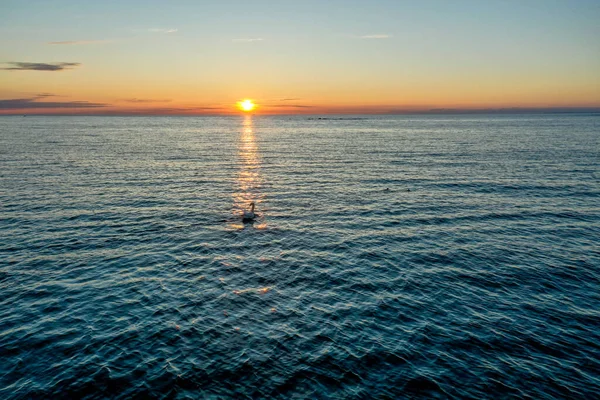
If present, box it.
[1,0,599,115]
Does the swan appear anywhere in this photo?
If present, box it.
[242,202,257,222]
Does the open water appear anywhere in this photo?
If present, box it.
[1,114,599,399]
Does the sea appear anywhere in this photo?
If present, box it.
[1,114,599,399]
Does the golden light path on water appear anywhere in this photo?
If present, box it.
[230,115,267,230]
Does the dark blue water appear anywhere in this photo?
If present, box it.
[1,114,599,399]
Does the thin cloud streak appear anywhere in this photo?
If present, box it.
[113,106,224,114]
[0,96,228,114]
[232,38,264,42]
[0,97,106,109]
[267,104,313,108]
[121,98,172,103]
[48,40,111,45]
[34,93,59,98]
[148,28,178,33]
[1,62,81,71]
[75,106,225,115]
[360,34,392,39]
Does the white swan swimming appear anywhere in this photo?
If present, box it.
[242,202,257,221]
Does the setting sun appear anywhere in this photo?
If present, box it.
[238,99,256,112]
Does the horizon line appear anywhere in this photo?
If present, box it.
[3,108,600,117]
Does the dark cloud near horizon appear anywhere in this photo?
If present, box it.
[99,106,225,114]
[425,107,600,114]
[0,97,106,109]
[0,96,225,113]
[280,98,301,101]
[121,98,172,103]
[35,93,60,98]
[268,104,313,108]
[1,62,81,71]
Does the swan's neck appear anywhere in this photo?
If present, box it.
[250,203,255,213]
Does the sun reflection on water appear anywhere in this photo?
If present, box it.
[230,115,265,229]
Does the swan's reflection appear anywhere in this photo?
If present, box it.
[231,115,266,229]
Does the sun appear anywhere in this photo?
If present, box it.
[238,99,256,112]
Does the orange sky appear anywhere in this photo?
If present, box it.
[1,1,599,115]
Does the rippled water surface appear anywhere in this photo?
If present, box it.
[1,114,599,399]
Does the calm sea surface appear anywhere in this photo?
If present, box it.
[1,114,599,399]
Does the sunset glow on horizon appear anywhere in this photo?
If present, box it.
[238,99,256,112]
[0,0,599,115]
